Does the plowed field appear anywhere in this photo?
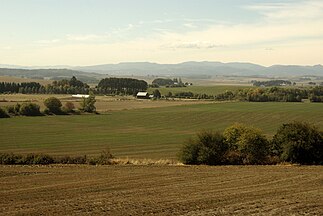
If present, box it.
[0,165,322,215]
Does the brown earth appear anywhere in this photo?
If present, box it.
[0,165,322,215]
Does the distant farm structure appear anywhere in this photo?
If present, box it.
[72,94,90,98]
[136,92,150,99]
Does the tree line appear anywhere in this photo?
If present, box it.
[166,86,323,102]
[179,121,322,165]
[252,80,294,87]
[0,76,90,94]
[0,76,149,95]
[96,77,148,95]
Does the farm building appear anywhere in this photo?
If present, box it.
[72,94,89,98]
[136,92,150,99]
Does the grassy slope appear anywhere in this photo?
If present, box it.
[0,102,322,159]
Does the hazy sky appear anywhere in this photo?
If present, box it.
[0,0,322,66]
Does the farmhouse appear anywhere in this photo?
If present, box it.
[72,94,89,98]
[136,92,149,99]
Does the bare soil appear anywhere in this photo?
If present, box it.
[0,165,322,215]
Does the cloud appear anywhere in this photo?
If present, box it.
[66,34,110,42]
[36,39,60,44]
[164,41,225,49]
[5,1,323,66]
[246,0,323,22]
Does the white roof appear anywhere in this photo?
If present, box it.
[137,92,149,96]
[72,94,90,98]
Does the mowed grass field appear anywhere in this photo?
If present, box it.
[0,102,322,159]
[0,165,322,215]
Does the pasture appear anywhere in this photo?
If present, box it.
[0,102,322,159]
[0,165,321,215]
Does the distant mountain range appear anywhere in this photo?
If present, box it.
[1,61,323,78]
[74,61,323,77]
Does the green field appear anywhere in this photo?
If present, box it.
[148,85,252,96]
[0,102,322,159]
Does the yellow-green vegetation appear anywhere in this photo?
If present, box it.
[0,102,322,159]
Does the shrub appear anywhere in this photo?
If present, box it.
[272,121,323,164]
[0,153,17,164]
[0,153,54,165]
[223,124,269,164]
[19,103,41,116]
[58,155,87,164]
[179,131,229,165]
[80,94,96,113]
[44,97,62,114]
[237,128,269,164]
[223,123,250,151]
[0,107,10,118]
[5,104,21,116]
[63,101,75,113]
[89,149,114,165]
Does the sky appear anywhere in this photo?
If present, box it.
[0,0,322,66]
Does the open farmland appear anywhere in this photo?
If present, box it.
[148,85,252,96]
[0,165,322,215]
[0,102,322,159]
[0,94,210,112]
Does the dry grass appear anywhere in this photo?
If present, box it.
[111,158,183,165]
[0,165,321,215]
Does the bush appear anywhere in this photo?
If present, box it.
[223,123,250,151]
[63,101,75,113]
[23,153,54,165]
[57,155,87,164]
[44,97,62,114]
[237,128,269,164]
[79,94,96,113]
[89,149,114,165]
[223,124,269,164]
[179,131,229,165]
[19,103,41,116]
[0,107,10,118]
[0,153,54,165]
[0,153,18,164]
[4,104,21,116]
[272,121,323,164]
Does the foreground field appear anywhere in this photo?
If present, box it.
[0,102,322,159]
[0,165,321,215]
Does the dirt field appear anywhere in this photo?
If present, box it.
[0,165,321,215]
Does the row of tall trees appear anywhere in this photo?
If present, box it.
[97,78,148,95]
[0,77,90,94]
